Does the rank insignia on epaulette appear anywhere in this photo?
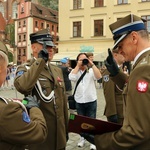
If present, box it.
[140,58,147,65]
[22,111,31,123]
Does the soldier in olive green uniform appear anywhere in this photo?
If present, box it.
[81,14,150,149]
[0,41,47,150]
[14,29,68,150]
[102,49,125,125]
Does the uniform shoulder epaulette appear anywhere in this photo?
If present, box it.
[0,97,30,123]
[139,57,148,65]
[0,96,12,104]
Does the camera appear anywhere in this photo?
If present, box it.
[82,59,89,65]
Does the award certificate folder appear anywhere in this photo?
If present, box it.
[68,114,122,135]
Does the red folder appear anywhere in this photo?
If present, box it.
[68,114,122,135]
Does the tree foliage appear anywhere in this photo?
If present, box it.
[5,24,15,62]
[5,24,15,47]
[38,0,58,10]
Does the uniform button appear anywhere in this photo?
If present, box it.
[54,85,57,89]
[55,105,59,109]
[36,62,39,65]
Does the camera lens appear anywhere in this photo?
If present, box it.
[82,59,89,65]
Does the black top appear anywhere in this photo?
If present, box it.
[59,66,72,91]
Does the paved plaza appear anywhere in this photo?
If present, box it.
[0,84,106,150]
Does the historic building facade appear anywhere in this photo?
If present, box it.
[0,0,58,64]
[0,0,18,56]
[57,0,150,63]
[15,0,58,64]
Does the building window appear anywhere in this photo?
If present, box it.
[0,2,4,17]
[18,35,21,42]
[23,49,26,56]
[94,20,103,36]
[142,15,150,32]
[35,21,38,27]
[94,0,104,7]
[47,24,49,28]
[23,34,26,41]
[39,9,42,14]
[18,21,21,28]
[52,25,54,31]
[18,55,21,61]
[23,20,26,27]
[19,49,21,55]
[118,0,128,4]
[50,11,57,19]
[73,0,81,9]
[73,21,81,37]
[12,1,17,19]
[21,3,24,13]
[18,49,21,60]
[41,22,44,29]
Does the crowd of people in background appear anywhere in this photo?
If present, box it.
[2,59,130,90]
[1,62,129,91]
[0,64,17,90]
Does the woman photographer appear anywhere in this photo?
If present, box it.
[69,53,101,150]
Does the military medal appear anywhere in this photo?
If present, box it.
[57,76,63,85]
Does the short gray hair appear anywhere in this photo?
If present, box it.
[137,30,149,40]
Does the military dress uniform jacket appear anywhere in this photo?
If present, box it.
[14,58,68,150]
[94,50,150,149]
[0,97,47,150]
[102,69,124,124]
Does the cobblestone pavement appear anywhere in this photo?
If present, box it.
[0,84,106,150]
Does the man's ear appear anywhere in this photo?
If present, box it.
[131,31,138,44]
[31,44,36,53]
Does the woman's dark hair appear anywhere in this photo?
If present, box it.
[76,53,88,61]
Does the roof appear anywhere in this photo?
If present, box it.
[31,3,58,23]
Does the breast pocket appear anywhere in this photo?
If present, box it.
[38,78,53,95]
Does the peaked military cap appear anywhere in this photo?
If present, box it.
[0,41,8,56]
[109,14,146,49]
[30,29,54,47]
